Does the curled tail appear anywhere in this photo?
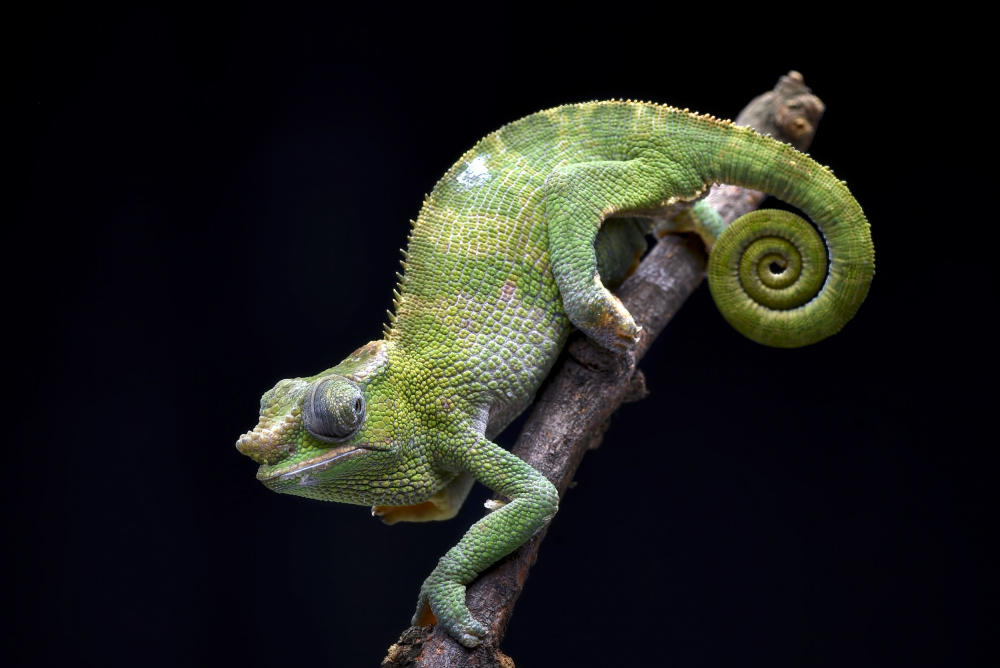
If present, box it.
[692,121,874,347]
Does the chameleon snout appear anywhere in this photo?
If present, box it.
[236,423,290,466]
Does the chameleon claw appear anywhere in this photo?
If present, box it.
[454,627,486,649]
[414,580,488,648]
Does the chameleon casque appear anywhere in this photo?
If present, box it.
[236,100,874,647]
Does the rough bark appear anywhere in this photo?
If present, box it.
[383,71,825,668]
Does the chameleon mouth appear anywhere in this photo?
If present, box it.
[257,444,365,486]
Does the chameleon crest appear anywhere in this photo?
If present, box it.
[237,100,873,647]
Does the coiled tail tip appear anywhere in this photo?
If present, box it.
[707,209,874,348]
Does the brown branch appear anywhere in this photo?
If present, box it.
[383,71,825,668]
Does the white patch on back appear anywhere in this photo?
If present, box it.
[457,155,491,189]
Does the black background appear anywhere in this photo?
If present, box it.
[10,4,993,666]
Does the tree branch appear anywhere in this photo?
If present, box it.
[383,71,826,668]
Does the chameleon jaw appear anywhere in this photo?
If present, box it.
[254,443,393,496]
[257,444,362,484]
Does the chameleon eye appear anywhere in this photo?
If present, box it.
[303,376,366,442]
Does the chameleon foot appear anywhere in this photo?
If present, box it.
[580,289,642,354]
[413,581,487,648]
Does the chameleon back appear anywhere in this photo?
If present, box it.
[387,103,656,435]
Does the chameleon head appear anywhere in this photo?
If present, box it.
[235,341,397,503]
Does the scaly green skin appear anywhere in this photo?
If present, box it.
[236,101,874,647]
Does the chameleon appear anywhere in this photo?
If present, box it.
[236,100,874,648]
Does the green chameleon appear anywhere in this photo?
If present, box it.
[236,100,874,648]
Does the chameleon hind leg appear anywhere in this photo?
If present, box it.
[544,160,700,351]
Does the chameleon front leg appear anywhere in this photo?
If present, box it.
[544,159,703,352]
[413,437,559,647]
